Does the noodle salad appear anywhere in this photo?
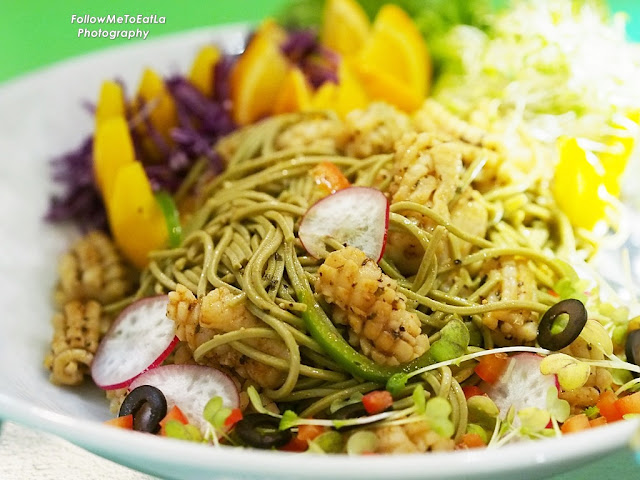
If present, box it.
[44,0,640,454]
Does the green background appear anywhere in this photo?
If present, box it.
[0,0,639,478]
[1,0,640,83]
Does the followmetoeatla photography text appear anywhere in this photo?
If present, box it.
[71,14,166,40]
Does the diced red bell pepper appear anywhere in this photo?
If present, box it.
[462,385,485,399]
[159,405,189,436]
[104,414,133,429]
[362,390,393,415]
[224,408,244,431]
[474,353,509,384]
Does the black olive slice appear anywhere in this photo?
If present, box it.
[537,298,588,351]
[330,401,368,421]
[625,329,640,378]
[330,400,389,431]
[119,385,167,434]
[234,413,292,449]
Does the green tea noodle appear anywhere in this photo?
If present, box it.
[131,111,588,441]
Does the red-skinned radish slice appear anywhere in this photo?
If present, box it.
[129,365,239,433]
[91,296,178,390]
[482,353,559,418]
[298,186,389,261]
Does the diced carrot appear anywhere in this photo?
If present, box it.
[281,435,308,452]
[561,414,591,434]
[104,414,133,429]
[589,416,607,428]
[362,390,393,415]
[614,391,640,416]
[462,385,485,400]
[457,433,486,449]
[474,353,509,384]
[311,161,350,195]
[297,424,327,443]
[159,405,188,436]
[597,390,623,423]
[224,408,243,431]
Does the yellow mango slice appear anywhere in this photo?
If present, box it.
[310,61,368,118]
[95,80,126,126]
[354,4,431,111]
[189,45,221,97]
[553,137,608,231]
[321,0,370,57]
[108,162,168,269]
[93,117,135,200]
[229,20,289,125]
[136,68,177,142]
[273,68,312,114]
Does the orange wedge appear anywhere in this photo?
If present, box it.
[136,68,177,143]
[354,4,430,112]
[230,20,289,125]
[108,162,168,269]
[321,0,370,57]
[93,117,135,201]
[273,67,312,114]
[189,45,221,97]
[95,80,126,126]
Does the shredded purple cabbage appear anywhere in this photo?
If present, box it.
[45,137,108,232]
[281,30,339,88]
[46,52,238,231]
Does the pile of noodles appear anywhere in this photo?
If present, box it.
[110,107,599,442]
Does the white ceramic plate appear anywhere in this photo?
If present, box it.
[0,25,639,480]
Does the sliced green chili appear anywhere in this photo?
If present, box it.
[155,191,183,248]
[295,286,436,385]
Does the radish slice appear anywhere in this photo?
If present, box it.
[129,364,239,433]
[298,186,389,261]
[91,296,178,390]
[482,353,559,418]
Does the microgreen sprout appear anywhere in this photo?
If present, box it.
[540,354,591,391]
[345,431,378,455]
[163,420,204,442]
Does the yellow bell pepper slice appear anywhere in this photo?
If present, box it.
[599,111,639,197]
[321,0,370,57]
[229,20,289,125]
[95,80,126,126]
[553,137,609,231]
[93,117,135,201]
[108,162,168,269]
[310,61,368,118]
[136,68,177,143]
[189,45,221,97]
[353,4,431,112]
[273,67,312,114]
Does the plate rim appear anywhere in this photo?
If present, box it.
[0,22,638,480]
